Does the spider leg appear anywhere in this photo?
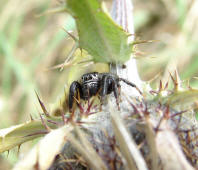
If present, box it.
[69,81,82,112]
[100,76,120,110]
[100,76,109,96]
[99,76,109,110]
[119,78,142,95]
[111,79,120,110]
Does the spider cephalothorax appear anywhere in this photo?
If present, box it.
[69,72,141,112]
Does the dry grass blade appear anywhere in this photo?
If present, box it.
[110,104,148,170]
[35,6,66,17]
[14,125,72,170]
[67,126,107,170]
[141,122,158,170]
[60,43,78,71]
[156,122,194,170]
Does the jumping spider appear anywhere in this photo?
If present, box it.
[69,72,142,112]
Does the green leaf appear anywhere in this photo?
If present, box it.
[0,119,57,153]
[13,126,73,170]
[65,0,133,63]
[165,89,198,109]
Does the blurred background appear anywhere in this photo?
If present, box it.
[0,0,197,169]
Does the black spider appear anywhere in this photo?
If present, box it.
[69,72,142,112]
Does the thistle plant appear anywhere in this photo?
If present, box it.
[0,0,198,170]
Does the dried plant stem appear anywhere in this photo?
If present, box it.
[110,0,142,92]
[110,103,148,170]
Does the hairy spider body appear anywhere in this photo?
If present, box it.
[69,72,141,112]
